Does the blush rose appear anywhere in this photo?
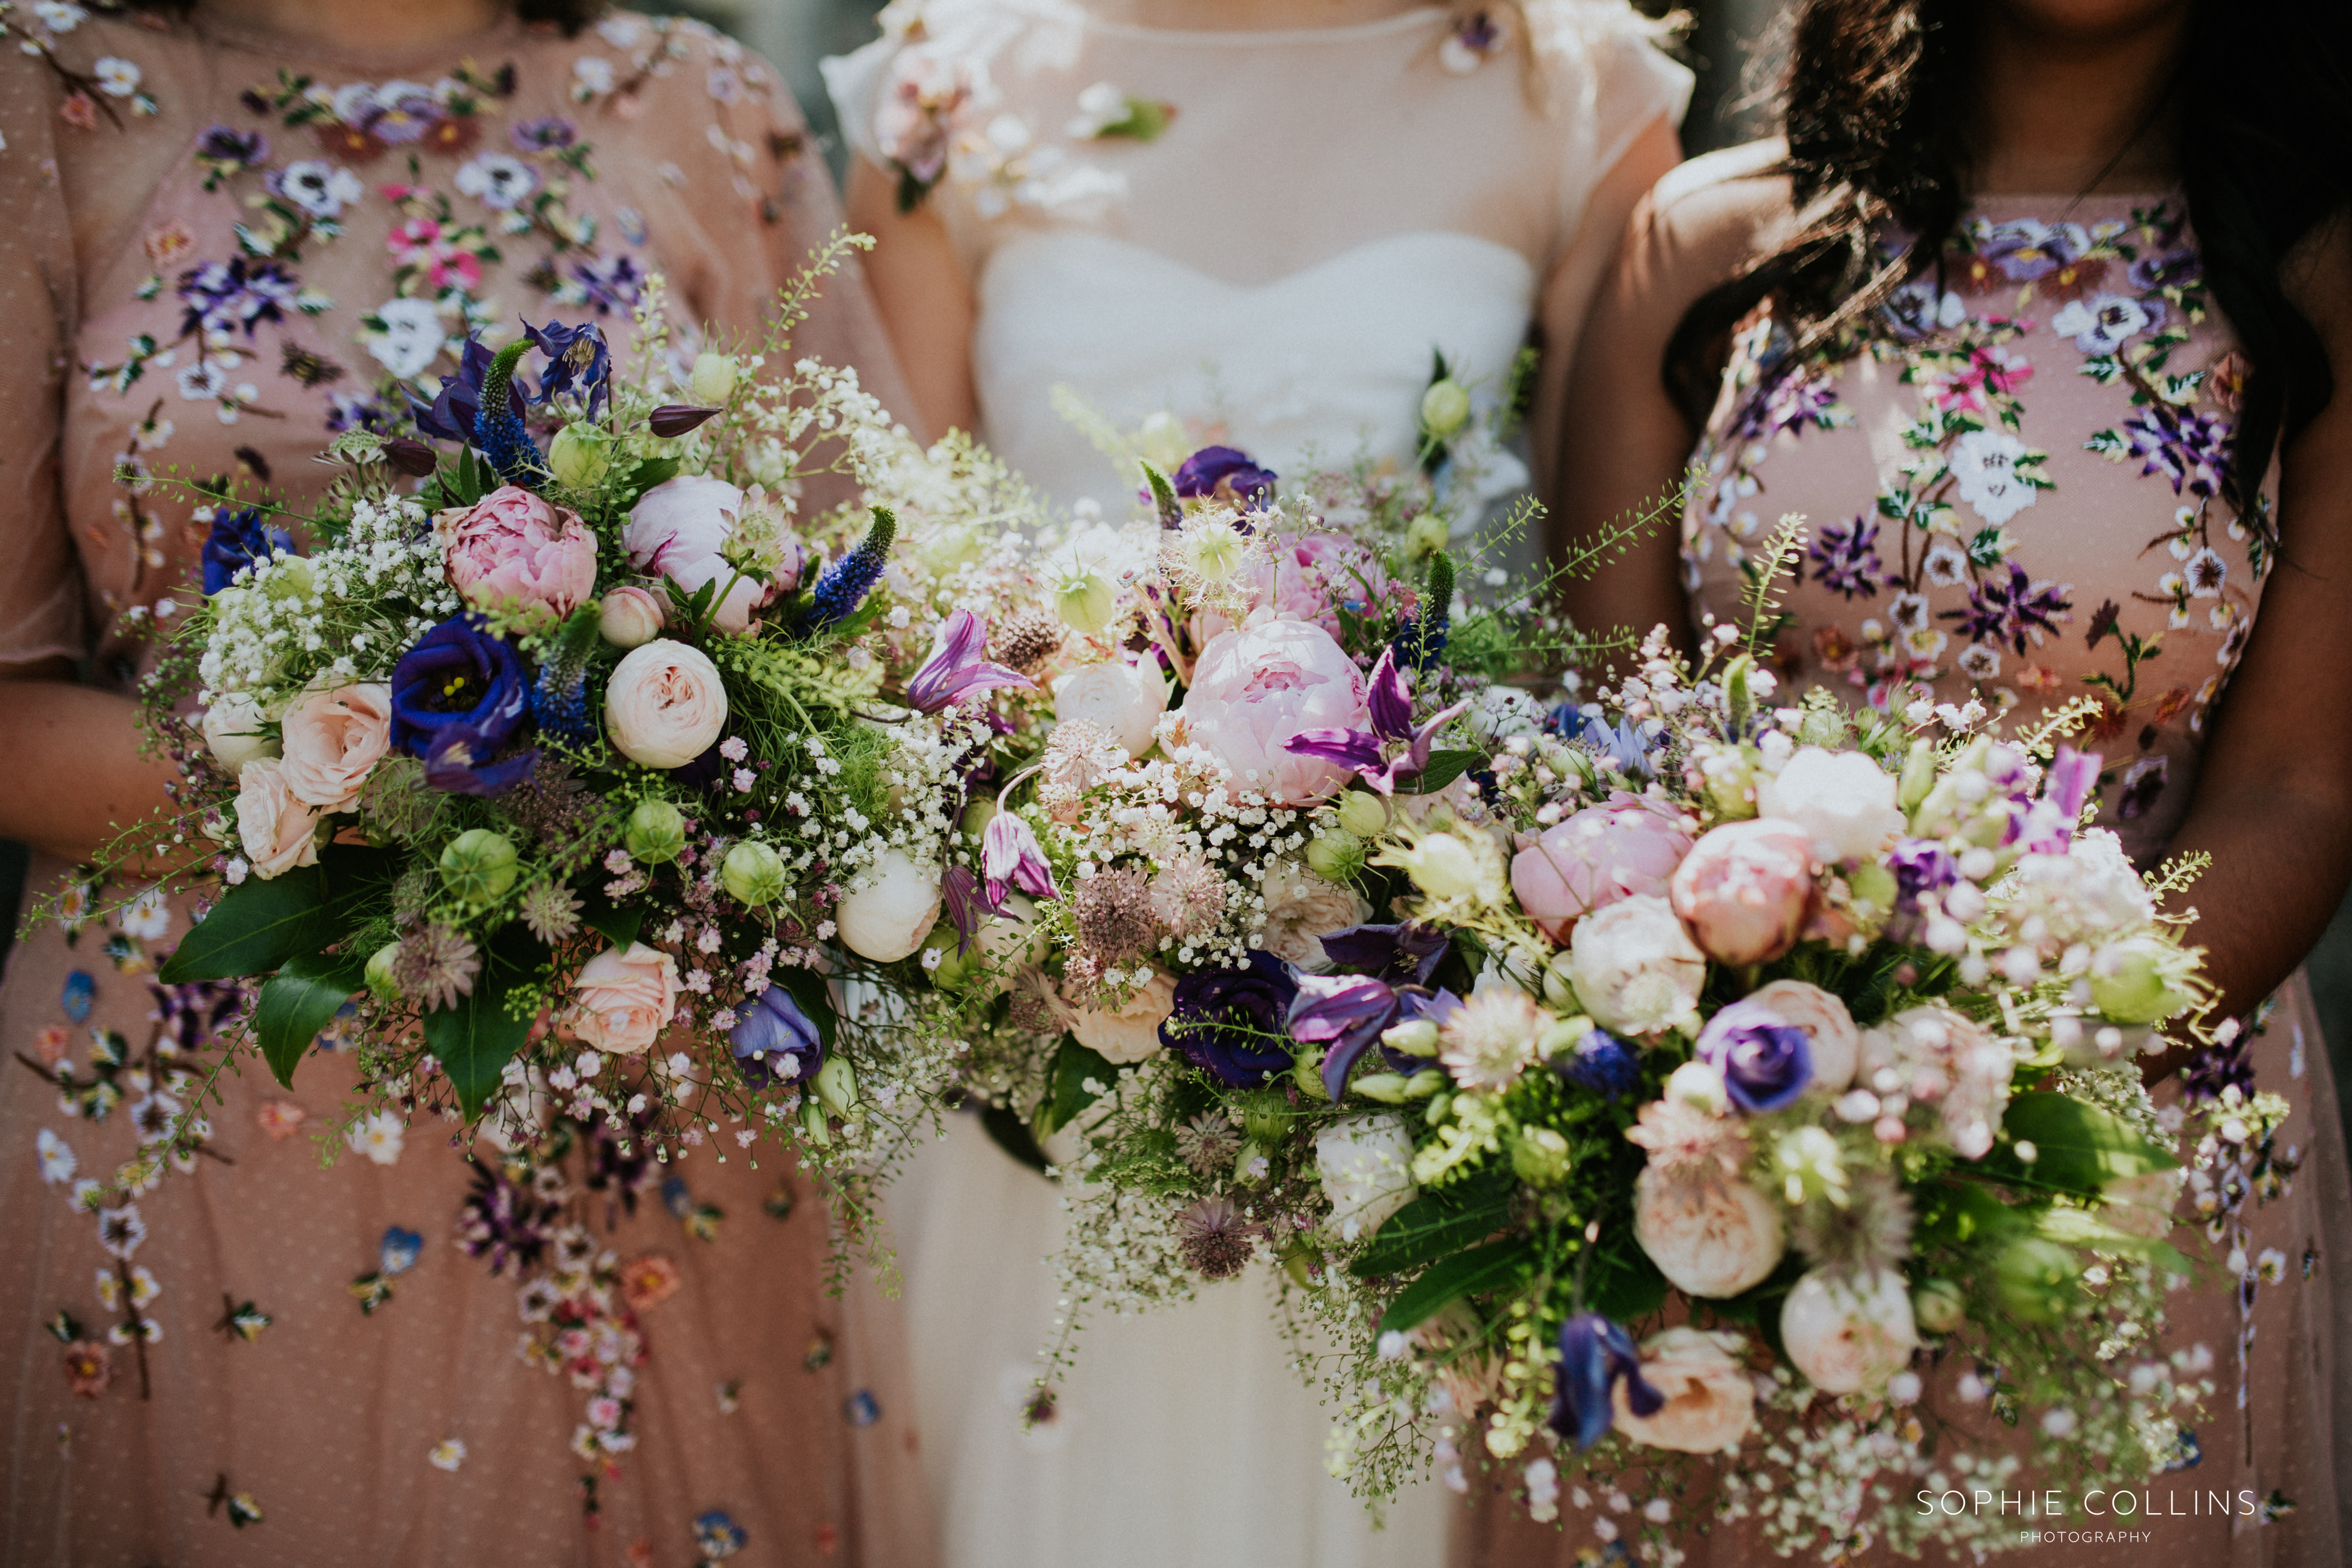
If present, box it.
[277,681,393,810]
[568,941,680,1055]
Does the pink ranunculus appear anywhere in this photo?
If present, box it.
[436,485,598,627]
[1181,618,1371,804]
[1669,817,1819,966]
[234,757,322,880]
[621,475,763,635]
[1511,794,1693,942]
[567,941,679,1055]
[604,638,728,769]
[277,681,393,811]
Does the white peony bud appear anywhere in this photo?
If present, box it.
[835,849,942,962]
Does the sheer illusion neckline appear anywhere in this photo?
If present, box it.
[185,9,528,71]
[1038,0,1450,46]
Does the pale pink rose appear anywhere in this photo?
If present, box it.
[234,757,322,879]
[437,485,598,627]
[1067,969,1176,1064]
[277,682,392,810]
[604,639,728,769]
[568,941,680,1055]
[1780,1268,1918,1394]
[1744,979,1860,1093]
[621,476,763,635]
[1668,818,1818,965]
[1613,1327,1756,1454]
[1182,619,1370,804]
[597,585,665,648]
[1632,1164,1784,1297]
[1511,794,1693,942]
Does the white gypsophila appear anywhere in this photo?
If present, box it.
[1993,828,2158,952]
[1857,1003,2016,1158]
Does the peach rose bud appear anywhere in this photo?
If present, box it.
[598,585,665,649]
[234,757,322,880]
[1668,818,1818,966]
[277,682,393,811]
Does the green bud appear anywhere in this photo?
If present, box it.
[1419,378,1472,440]
[1394,833,1480,899]
[1403,1069,1447,1099]
[364,940,404,1004]
[1897,737,1938,811]
[960,795,1000,840]
[1424,1091,1452,1126]
[1796,705,1851,749]
[1351,1073,1411,1104]
[1136,411,1191,470]
[1055,564,1118,636]
[1846,861,1899,919]
[689,350,739,406]
[1231,1140,1267,1186]
[1404,509,1450,559]
[1720,654,1756,734]
[438,828,519,903]
[1538,1014,1593,1058]
[2089,935,2196,1025]
[1511,1126,1574,1188]
[1305,828,1364,883]
[1238,1093,1290,1150]
[1279,1237,1315,1288]
[1381,1018,1440,1057]
[918,522,983,576]
[801,1094,833,1146]
[1293,1048,1330,1102]
[1541,953,1582,1012]
[1993,1237,2077,1323]
[261,555,316,602]
[1334,790,1391,839]
[721,839,787,908]
[548,423,614,487]
[624,799,688,864]
[1913,1277,1967,1334]
[814,1053,859,1119]
[923,925,979,992]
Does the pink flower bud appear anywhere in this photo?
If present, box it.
[1668,818,1818,966]
[598,585,665,648]
[1509,795,1692,942]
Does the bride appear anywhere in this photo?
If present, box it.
[824,1,1687,1563]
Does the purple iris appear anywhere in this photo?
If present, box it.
[1172,445,1276,504]
[524,317,611,421]
[1694,1000,1814,1114]
[1287,972,1401,1100]
[1551,1314,1663,1451]
[730,984,826,1089]
[1161,951,1298,1087]
[907,611,1034,713]
[1318,921,1449,987]
[200,506,295,595]
[1552,1028,1639,1100]
[1284,648,1468,796]
[389,615,535,795]
[982,812,1058,906]
[413,337,522,445]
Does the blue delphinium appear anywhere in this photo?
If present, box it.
[200,506,295,595]
[528,608,601,750]
[800,507,897,633]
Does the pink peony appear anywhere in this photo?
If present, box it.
[621,475,763,635]
[1181,619,1370,804]
[1511,794,1693,942]
[567,941,679,1055]
[1668,818,1818,966]
[437,485,598,628]
[234,757,321,879]
[277,681,393,811]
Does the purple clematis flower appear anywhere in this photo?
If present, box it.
[523,317,610,421]
[730,983,825,1089]
[940,864,994,956]
[1172,445,1276,504]
[1550,1313,1663,1451]
[1287,972,1401,1100]
[1284,648,1469,795]
[907,610,1034,713]
[982,812,1058,906]
[1318,921,1450,987]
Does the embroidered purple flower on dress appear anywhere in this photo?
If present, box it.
[1283,648,1467,796]
[906,611,1034,713]
[1808,516,1884,599]
[177,257,301,340]
[511,115,578,152]
[194,124,269,185]
[2120,404,2234,497]
[569,252,646,315]
[358,86,445,146]
[455,1165,558,1276]
[1976,218,2087,282]
[2127,246,2200,292]
[1941,561,2073,653]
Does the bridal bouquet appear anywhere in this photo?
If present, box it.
[953,503,2262,1556]
[91,253,979,1219]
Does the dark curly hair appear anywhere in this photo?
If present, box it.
[1663,0,2350,514]
[116,0,604,34]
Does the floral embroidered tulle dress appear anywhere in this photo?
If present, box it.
[1464,195,2352,1567]
[823,6,1689,1568]
[0,10,936,1565]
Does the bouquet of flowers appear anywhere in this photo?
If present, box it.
[80,248,984,1236]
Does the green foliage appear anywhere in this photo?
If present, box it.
[1398,748,1482,797]
[1037,1037,1116,1142]
[421,926,548,1119]
[158,864,337,983]
[1351,1165,1515,1277]
[1378,1238,1538,1335]
[252,949,366,1087]
[1976,1092,2180,1196]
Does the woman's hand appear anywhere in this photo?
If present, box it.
[844,154,981,441]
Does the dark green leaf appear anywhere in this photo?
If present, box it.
[1378,1238,1537,1335]
[251,950,366,1088]
[159,864,332,983]
[423,927,549,1120]
[1401,749,1482,796]
[1035,1037,1115,1142]
[1586,1237,1669,1321]
[1977,1091,2179,1195]
[581,896,642,950]
[778,967,836,1052]
[617,456,680,507]
[1351,1166,1514,1277]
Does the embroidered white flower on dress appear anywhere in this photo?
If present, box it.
[1947,428,2039,525]
[93,57,141,97]
[33,2,87,33]
[35,1128,76,1184]
[1921,539,1969,587]
[2051,292,2161,355]
[121,888,172,940]
[346,1109,406,1166]
[572,56,616,99]
[427,1438,468,1471]
[274,159,363,219]
[456,152,539,211]
[366,297,448,379]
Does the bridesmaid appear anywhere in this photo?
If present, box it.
[0,3,935,1563]
[1490,0,2352,1562]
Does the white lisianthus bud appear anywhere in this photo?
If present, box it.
[689,351,739,405]
[835,849,942,962]
[1566,894,1705,1036]
[202,689,279,776]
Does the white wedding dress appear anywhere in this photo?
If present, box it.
[826,6,1687,1564]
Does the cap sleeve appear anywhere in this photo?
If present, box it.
[0,44,89,669]
[1527,0,1694,254]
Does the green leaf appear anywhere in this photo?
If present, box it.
[979,1101,1050,1175]
[1977,1091,2179,1195]
[1400,749,1482,796]
[1378,1237,1537,1335]
[1586,1237,1669,1322]
[423,926,549,1120]
[777,967,836,1052]
[2034,1204,2191,1273]
[251,950,366,1088]
[580,894,642,950]
[617,456,680,507]
[1035,1037,1116,1142]
[159,863,333,983]
[1350,1166,1514,1277]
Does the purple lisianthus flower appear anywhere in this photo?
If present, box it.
[1695,1000,1814,1113]
[1287,972,1401,1100]
[908,610,1034,713]
[511,115,578,152]
[391,615,534,795]
[1162,951,1298,1087]
[730,983,826,1089]
[1551,1313,1663,1451]
[1318,920,1449,987]
[200,506,295,595]
[982,811,1057,905]
[1552,1027,1639,1100]
[1888,837,1959,913]
[523,317,611,421]
[1171,445,1276,504]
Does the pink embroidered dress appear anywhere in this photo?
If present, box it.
[1463,193,2352,1568]
[0,9,933,1566]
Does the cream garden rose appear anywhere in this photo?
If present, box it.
[1756,746,1905,864]
[1257,861,1372,971]
[836,848,942,962]
[1566,894,1705,1036]
[277,681,393,810]
[234,756,322,879]
[1051,657,1168,760]
[1780,1267,1920,1394]
[202,689,278,776]
[1316,1114,1417,1242]
[1613,1327,1756,1454]
[604,639,728,769]
[1633,1165,1785,1298]
[567,941,680,1055]
[1067,969,1176,1064]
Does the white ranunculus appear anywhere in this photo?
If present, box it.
[1052,658,1168,759]
[1613,1327,1756,1454]
[1566,894,1705,1036]
[1258,860,1372,972]
[203,689,279,776]
[1781,1268,1919,1394]
[1068,969,1175,1064]
[1316,1115,1417,1242]
[1756,747,1905,864]
[1633,1165,1784,1298]
[1745,979,1861,1094]
[835,849,942,962]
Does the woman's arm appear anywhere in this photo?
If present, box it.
[2147,220,2352,1034]
[0,660,181,865]
[843,154,980,440]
